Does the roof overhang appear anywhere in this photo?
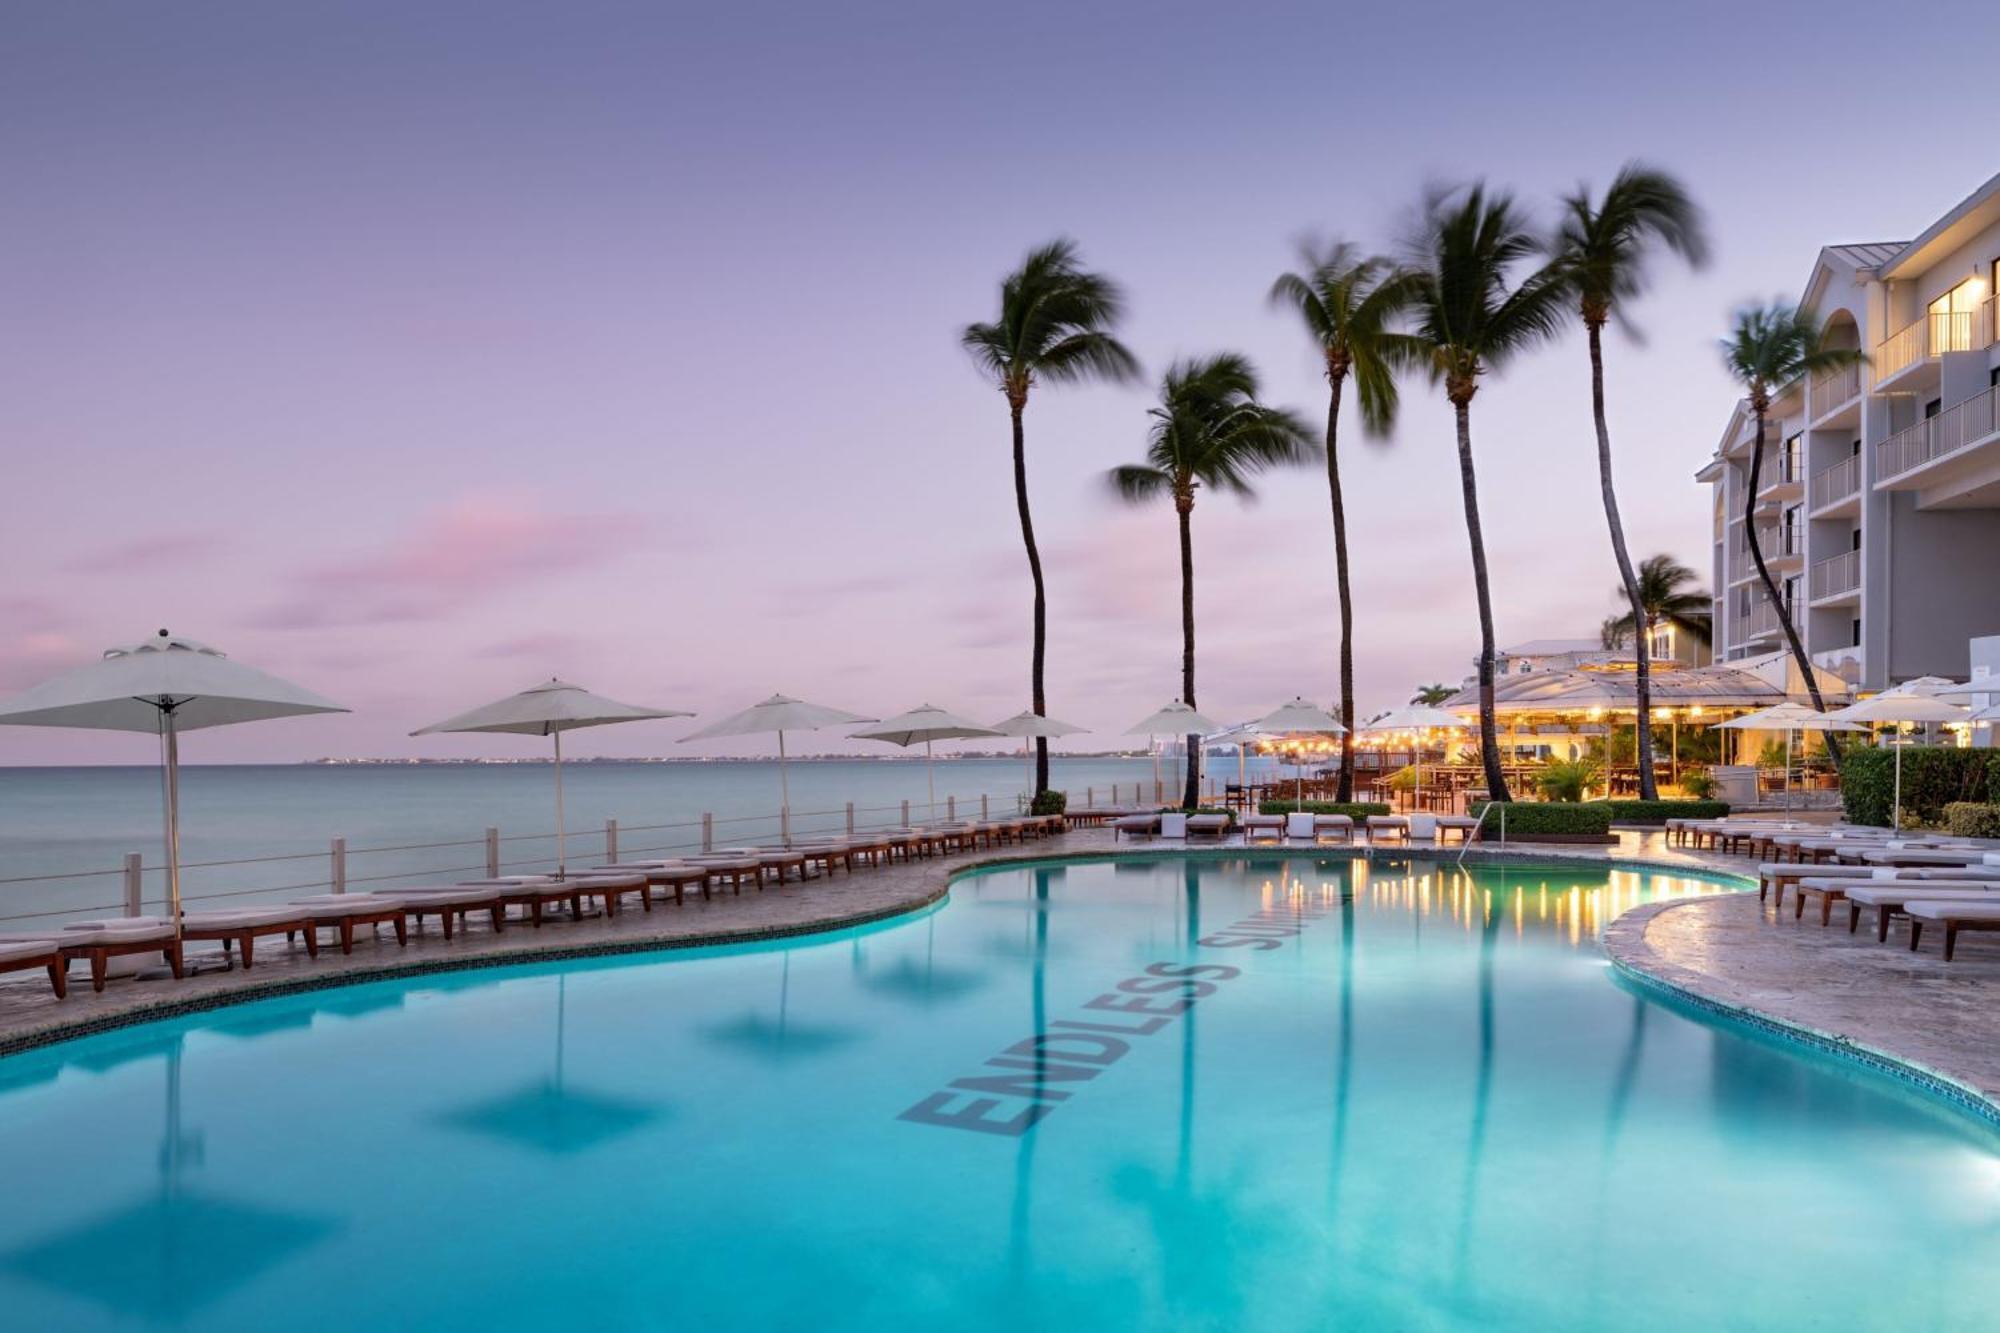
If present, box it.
[1880,172,2000,280]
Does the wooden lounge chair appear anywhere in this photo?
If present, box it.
[370,884,508,939]
[1112,814,1160,841]
[0,938,67,999]
[1366,815,1410,844]
[288,894,410,954]
[1186,813,1230,841]
[1436,815,1481,844]
[1240,813,1283,843]
[58,919,185,992]
[1846,883,2000,942]
[561,871,653,915]
[177,906,318,969]
[590,861,711,905]
[1905,899,2000,961]
[684,856,760,894]
[1312,814,1355,844]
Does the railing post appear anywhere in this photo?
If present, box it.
[485,827,500,878]
[781,806,791,846]
[980,793,989,820]
[605,818,618,864]
[845,801,855,835]
[1087,786,1094,807]
[123,853,143,917]
[900,798,910,826]
[701,812,714,852]
[947,795,957,820]
[330,837,347,894]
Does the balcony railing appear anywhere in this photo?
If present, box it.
[1875,308,1992,380]
[1810,548,1862,600]
[1755,446,1802,491]
[1810,453,1862,510]
[1876,385,2000,482]
[1732,598,1784,643]
[1810,363,1861,417]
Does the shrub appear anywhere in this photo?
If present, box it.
[1031,790,1068,816]
[1587,799,1730,823]
[1467,801,1614,836]
[1258,800,1391,818]
[1679,768,1715,800]
[1840,747,2000,827]
[1536,757,1601,803]
[1944,802,2000,838]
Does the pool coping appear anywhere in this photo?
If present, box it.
[6,836,1997,1139]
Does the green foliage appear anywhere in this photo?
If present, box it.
[1755,738,1789,768]
[1467,802,1614,835]
[1588,799,1729,823]
[1944,803,2000,839]
[1030,790,1068,816]
[1678,768,1716,800]
[1386,765,1418,792]
[1536,756,1602,802]
[1258,800,1391,818]
[1840,746,2000,827]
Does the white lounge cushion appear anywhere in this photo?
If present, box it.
[1850,885,1999,906]
[1407,814,1439,841]
[182,906,306,929]
[0,940,61,964]
[1158,814,1188,839]
[1905,901,2000,922]
[1285,812,1317,839]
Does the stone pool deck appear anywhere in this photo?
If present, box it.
[3,826,1995,1124]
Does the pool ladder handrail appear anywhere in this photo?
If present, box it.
[1456,801,1504,867]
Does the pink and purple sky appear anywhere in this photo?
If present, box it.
[4,1,1996,762]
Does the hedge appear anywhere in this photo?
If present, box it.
[1840,746,2000,827]
[1466,801,1614,835]
[1258,800,1392,818]
[1587,799,1730,824]
[1031,790,1068,816]
[1944,802,2000,838]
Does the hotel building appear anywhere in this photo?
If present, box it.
[1698,173,2000,689]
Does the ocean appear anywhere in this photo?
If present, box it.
[0,755,1288,927]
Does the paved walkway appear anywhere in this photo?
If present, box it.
[1605,889,2000,1112]
[7,824,1995,1123]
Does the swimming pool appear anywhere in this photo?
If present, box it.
[0,856,1993,1330]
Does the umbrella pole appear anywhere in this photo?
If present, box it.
[925,738,937,823]
[1892,731,1903,832]
[778,729,792,847]
[1784,729,1793,817]
[161,708,183,933]
[553,729,567,878]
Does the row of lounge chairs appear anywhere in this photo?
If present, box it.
[1686,817,2000,962]
[1109,809,1481,845]
[0,814,1068,1001]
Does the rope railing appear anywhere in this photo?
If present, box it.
[0,784,1055,925]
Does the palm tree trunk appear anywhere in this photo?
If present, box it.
[1011,402,1052,795]
[1740,404,1841,757]
[1589,324,1658,800]
[1323,380,1356,802]
[1178,498,1200,810]
[1452,400,1511,802]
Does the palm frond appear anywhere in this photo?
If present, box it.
[1106,464,1173,504]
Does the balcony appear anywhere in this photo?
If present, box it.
[1809,548,1862,604]
[1809,363,1862,425]
[1872,305,1994,393]
[1754,446,1803,505]
[1730,598,1785,646]
[1809,453,1862,516]
[1731,523,1800,572]
[1875,385,2000,507]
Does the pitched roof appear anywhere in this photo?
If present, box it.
[1822,241,1906,271]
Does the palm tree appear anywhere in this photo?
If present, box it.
[1404,184,1569,802]
[1269,243,1423,802]
[1409,683,1455,707]
[1720,303,1865,736]
[1549,165,1709,801]
[1604,554,1713,651]
[1107,354,1316,807]
[962,240,1142,796]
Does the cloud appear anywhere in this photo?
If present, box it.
[248,494,647,630]
[0,599,89,689]
[66,533,224,574]
[477,633,575,659]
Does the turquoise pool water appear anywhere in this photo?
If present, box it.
[0,856,1994,1331]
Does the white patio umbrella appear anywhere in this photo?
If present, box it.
[851,704,1001,821]
[1714,703,1865,815]
[413,679,691,876]
[1363,704,1469,811]
[1251,698,1347,804]
[0,631,347,930]
[682,694,876,845]
[1125,701,1222,804]
[1830,687,1971,830]
[987,710,1087,798]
